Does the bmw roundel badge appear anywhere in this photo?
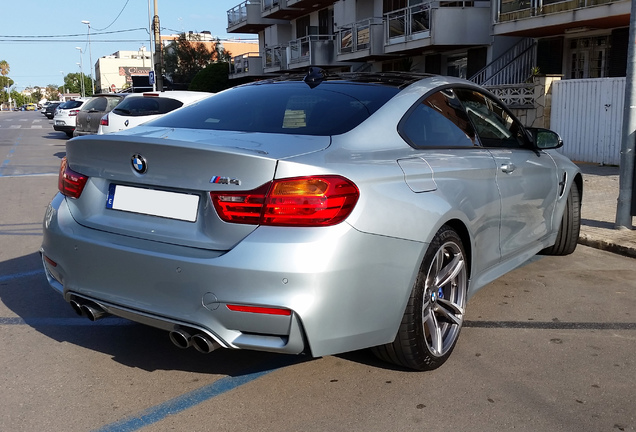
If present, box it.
[132,154,147,174]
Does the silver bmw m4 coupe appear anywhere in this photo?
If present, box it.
[41,70,582,370]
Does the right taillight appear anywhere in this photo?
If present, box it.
[211,176,359,227]
[58,157,88,199]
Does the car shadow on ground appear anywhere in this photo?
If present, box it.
[0,251,311,377]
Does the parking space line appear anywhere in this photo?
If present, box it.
[0,316,133,326]
[93,356,300,432]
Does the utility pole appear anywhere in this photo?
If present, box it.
[153,0,164,91]
[615,0,636,229]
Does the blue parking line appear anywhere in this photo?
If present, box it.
[0,316,133,326]
[0,269,44,283]
[93,356,300,432]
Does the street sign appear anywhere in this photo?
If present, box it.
[110,84,116,92]
[149,70,155,85]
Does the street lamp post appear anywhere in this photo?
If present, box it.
[76,47,85,98]
[81,20,95,95]
[60,71,65,98]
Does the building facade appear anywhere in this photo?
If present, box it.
[225,0,631,84]
[94,37,259,93]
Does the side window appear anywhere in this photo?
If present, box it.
[400,89,476,148]
[455,89,528,149]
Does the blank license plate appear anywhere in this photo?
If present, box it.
[106,184,199,222]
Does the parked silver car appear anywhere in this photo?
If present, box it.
[41,71,582,370]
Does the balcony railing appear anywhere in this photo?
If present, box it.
[338,18,383,54]
[262,0,281,13]
[264,45,287,69]
[288,35,335,64]
[231,52,262,75]
[384,2,431,44]
[498,0,618,21]
[227,0,256,27]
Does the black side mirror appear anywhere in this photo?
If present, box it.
[527,127,563,150]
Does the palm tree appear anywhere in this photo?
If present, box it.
[0,60,9,77]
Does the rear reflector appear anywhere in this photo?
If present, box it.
[226,304,292,316]
[211,175,359,227]
[58,157,89,199]
[43,255,57,267]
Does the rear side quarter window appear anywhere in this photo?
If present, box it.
[400,89,477,148]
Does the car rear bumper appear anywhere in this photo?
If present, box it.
[41,193,424,357]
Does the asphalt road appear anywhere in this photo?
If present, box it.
[1,111,635,432]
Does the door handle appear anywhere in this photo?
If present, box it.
[500,163,516,174]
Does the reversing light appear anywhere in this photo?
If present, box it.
[226,304,292,316]
[58,157,89,199]
[210,176,359,227]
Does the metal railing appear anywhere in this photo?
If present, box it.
[338,18,383,54]
[231,52,261,74]
[227,0,260,27]
[469,38,536,86]
[498,0,618,21]
[264,45,287,69]
[262,0,280,13]
[384,2,431,43]
[288,34,334,64]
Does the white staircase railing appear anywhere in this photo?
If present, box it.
[469,38,536,86]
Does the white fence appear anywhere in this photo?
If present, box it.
[550,78,625,166]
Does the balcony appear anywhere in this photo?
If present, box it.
[495,0,631,36]
[229,52,264,79]
[261,0,306,19]
[337,18,385,62]
[227,0,288,33]
[264,45,288,73]
[287,35,336,69]
[384,1,491,54]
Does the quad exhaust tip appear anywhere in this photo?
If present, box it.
[169,327,220,353]
[69,299,108,321]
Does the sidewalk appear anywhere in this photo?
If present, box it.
[577,162,636,258]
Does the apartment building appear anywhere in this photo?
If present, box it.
[226,0,631,84]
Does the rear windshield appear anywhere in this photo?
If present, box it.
[112,96,184,117]
[148,81,400,136]
[82,96,122,112]
[63,100,84,109]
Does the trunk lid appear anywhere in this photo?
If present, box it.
[64,127,331,250]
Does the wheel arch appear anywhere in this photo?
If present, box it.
[441,218,473,280]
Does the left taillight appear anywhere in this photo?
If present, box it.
[211,175,359,227]
[58,157,88,199]
[100,114,109,126]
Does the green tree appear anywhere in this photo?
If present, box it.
[44,85,60,101]
[63,72,93,96]
[1,60,13,104]
[189,62,234,93]
[163,33,231,86]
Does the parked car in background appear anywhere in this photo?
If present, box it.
[44,102,63,120]
[53,99,89,138]
[42,71,582,371]
[26,103,37,111]
[74,94,127,137]
[97,91,213,134]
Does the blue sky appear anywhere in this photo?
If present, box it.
[0,0,254,90]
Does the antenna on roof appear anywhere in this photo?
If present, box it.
[303,67,326,89]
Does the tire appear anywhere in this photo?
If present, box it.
[540,184,581,256]
[372,225,468,371]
